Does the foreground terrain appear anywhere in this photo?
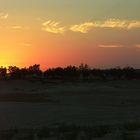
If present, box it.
[0,79,140,139]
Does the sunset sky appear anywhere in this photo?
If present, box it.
[0,0,140,69]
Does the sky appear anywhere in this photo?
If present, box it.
[0,0,140,69]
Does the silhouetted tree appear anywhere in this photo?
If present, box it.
[123,66,135,79]
[8,66,21,79]
[64,66,78,79]
[0,67,7,79]
[46,67,64,79]
[28,64,42,78]
[0,64,139,81]
[78,64,90,79]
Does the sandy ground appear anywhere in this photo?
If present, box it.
[0,80,140,139]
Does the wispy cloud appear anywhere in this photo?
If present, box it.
[42,20,66,34]
[70,22,94,33]
[41,19,140,34]
[0,13,8,19]
[70,19,140,33]
[135,44,140,48]
[18,43,32,47]
[10,26,22,29]
[94,19,128,29]
[94,19,140,29]
[127,21,140,29]
[99,44,124,48]
[7,26,29,30]
[22,43,32,47]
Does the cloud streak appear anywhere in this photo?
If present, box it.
[6,25,29,30]
[10,26,22,29]
[42,19,140,34]
[42,20,66,34]
[0,13,8,19]
[93,19,140,29]
[70,19,140,33]
[22,43,32,47]
[135,44,140,48]
[70,22,94,33]
[99,44,124,48]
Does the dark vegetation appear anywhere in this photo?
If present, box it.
[0,64,140,81]
[0,121,140,140]
[0,93,53,103]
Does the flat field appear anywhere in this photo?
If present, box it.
[0,80,140,139]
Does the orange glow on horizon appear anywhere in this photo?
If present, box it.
[0,1,140,69]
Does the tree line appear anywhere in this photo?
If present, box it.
[0,64,140,80]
